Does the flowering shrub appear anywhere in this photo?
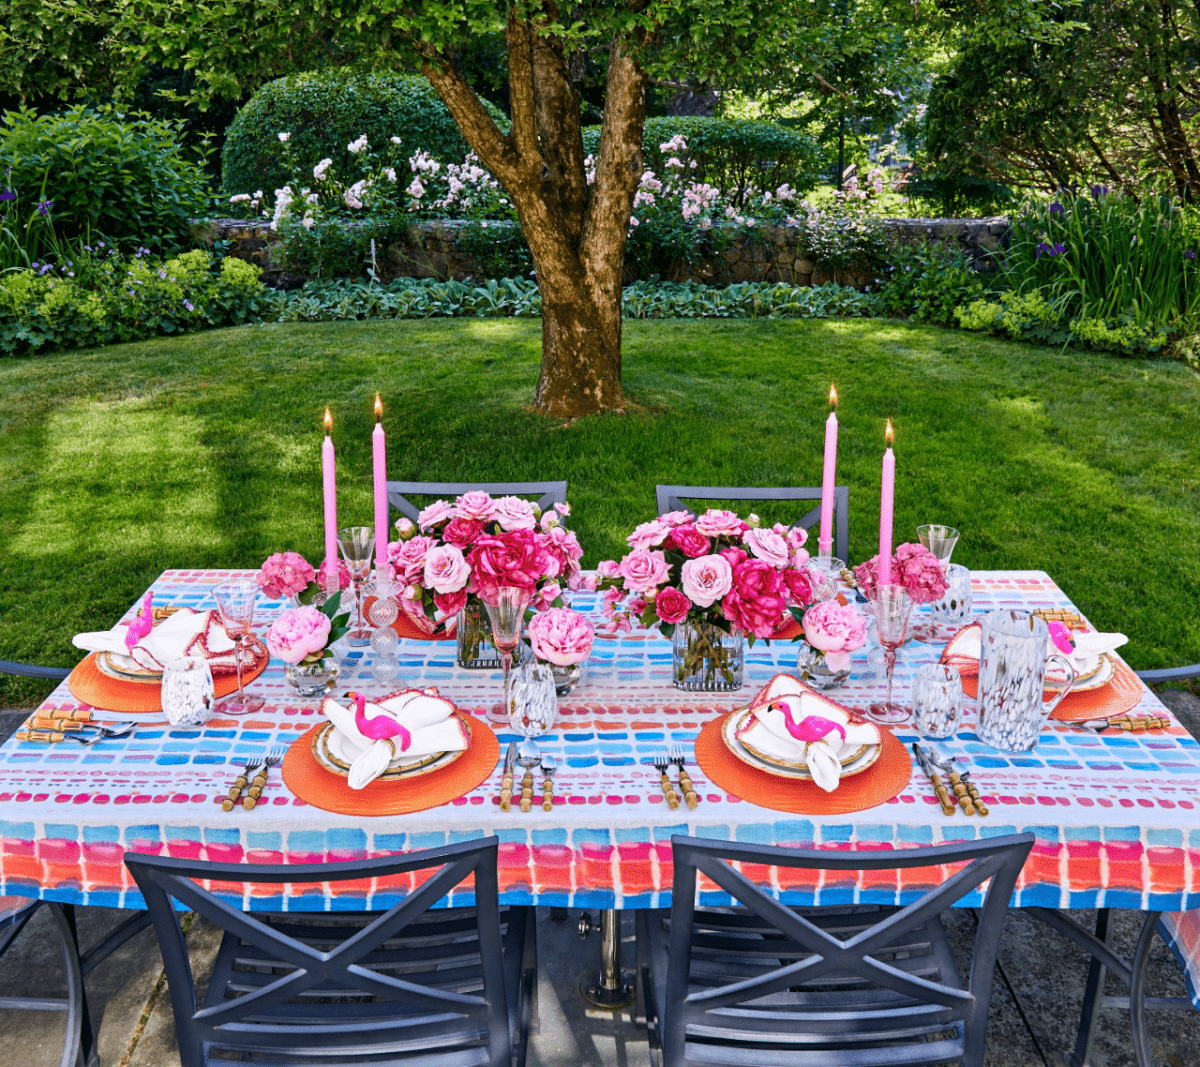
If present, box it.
[594,510,815,642]
[876,241,991,324]
[0,246,269,356]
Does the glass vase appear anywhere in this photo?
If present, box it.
[672,620,744,692]
[796,642,850,690]
[550,662,582,696]
[456,599,501,670]
[284,656,341,698]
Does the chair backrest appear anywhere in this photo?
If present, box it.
[387,481,568,524]
[1135,663,1200,683]
[655,484,849,563]
[0,659,70,680]
[663,832,1034,1067]
[125,837,510,1067]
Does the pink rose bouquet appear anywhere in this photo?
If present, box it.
[594,509,817,641]
[802,600,867,671]
[528,608,595,667]
[854,543,949,604]
[266,597,347,665]
[259,552,351,604]
[385,489,582,635]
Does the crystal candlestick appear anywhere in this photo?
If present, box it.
[367,573,401,688]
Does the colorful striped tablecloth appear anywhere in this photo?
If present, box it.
[2,568,1198,1007]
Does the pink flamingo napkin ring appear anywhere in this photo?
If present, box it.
[351,692,413,753]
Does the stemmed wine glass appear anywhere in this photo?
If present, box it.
[912,524,960,643]
[337,526,376,646]
[212,579,265,715]
[483,585,534,726]
[867,583,913,725]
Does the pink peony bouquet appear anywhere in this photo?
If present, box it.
[801,600,867,672]
[854,543,949,604]
[594,509,815,642]
[528,608,595,667]
[258,552,351,603]
[387,491,586,633]
[266,597,347,665]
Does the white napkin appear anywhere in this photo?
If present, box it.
[737,674,879,793]
[72,608,239,673]
[321,689,467,790]
[952,625,1127,679]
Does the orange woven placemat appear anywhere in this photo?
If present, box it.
[66,646,268,713]
[362,597,454,641]
[694,714,913,815]
[281,714,499,816]
[957,660,1145,723]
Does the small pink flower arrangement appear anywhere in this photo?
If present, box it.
[258,552,351,602]
[266,597,347,665]
[854,543,949,604]
[801,600,867,672]
[387,490,585,633]
[594,509,815,641]
[528,608,595,667]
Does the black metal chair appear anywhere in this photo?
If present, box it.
[125,837,535,1067]
[387,481,568,524]
[638,832,1034,1067]
[0,660,69,680]
[1134,664,1200,684]
[654,485,849,564]
[0,897,84,1067]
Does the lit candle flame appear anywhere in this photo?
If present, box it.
[885,419,894,447]
[323,407,332,434]
[829,383,838,410]
[374,393,383,420]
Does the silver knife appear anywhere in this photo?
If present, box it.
[499,742,518,811]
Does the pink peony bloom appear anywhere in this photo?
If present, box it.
[434,589,468,616]
[655,586,691,624]
[743,527,790,568]
[619,549,671,594]
[680,554,733,608]
[664,523,710,558]
[695,508,749,537]
[467,529,555,604]
[266,606,331,664]
[423,544,470,594]
[443,517,483,548]
[315,557,352,592]
[389,535,438,584]
[258,552,316,599]
[627,520,669,550]
[595,559,622,580]
[418,499,456,530]
[455,490,495,523]
[781,567,814,606]
[493,496,537,531]
[529,608,595,666]
[802,600,867,671]
[894,543,949,604]
[720,560,787,639]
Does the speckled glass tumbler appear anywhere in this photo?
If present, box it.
[911,663,964,739]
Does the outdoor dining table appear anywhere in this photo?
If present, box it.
[1,568,1198,1061]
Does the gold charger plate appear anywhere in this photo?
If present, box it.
[722,707,882,781]
[312,717,469,782]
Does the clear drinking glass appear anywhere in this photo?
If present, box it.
[212,579,265,715]
[867,583,913,725]
[161,656,215,727]
[931,564,973,631]
[913,524,961,642]
[483,585,534,726]
[337,526,376,646]
[509,661,557,759]
[911,663,964,738]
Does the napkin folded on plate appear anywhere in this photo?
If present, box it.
[951,623,1127,680]
[321,688,467,790]
[736,674,880,793]
[72,608,240,674]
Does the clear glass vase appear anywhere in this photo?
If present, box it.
[672,620,744,692]
[796,642,850,690]
[284,656,341,698]
[456,599,501,670]
[550,662,582,696]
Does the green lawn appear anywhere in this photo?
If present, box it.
[1,317,1198,705]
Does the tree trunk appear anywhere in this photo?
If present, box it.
[536,284,624,416]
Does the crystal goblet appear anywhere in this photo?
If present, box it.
[212,579,265,715]
[867,583,913,725]
[483,585,534,726]
[913,524,961,642]
[337,526,375,646]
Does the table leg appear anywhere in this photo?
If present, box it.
[62,905,97,1067]
[1069,907,1111,1067]
[579,909,635,1010]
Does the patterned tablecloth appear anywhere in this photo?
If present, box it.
[2,569,1199,1006]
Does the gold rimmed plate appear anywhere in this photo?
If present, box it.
[311,717,470,782]
[96,651,163,682]
[722,707,882,781]
[1045,653,1114,693]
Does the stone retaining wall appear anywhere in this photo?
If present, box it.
[192,215,1010,290]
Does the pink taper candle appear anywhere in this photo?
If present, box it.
[878,419,895,585]
[321,407,338,584]
[372,394,389,581]
[818,384,838,557]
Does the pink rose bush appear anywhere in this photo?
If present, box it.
[801,600,867,672]
[854,543,949,604]
[267,605,335,664]
[386,490,582,633]
[594,508,817,640]
[528,608,595,667]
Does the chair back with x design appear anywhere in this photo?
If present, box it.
[649,832,1033,1067]
[126,837,515,1067]
[387,481,568,524]
[654,484,849,563]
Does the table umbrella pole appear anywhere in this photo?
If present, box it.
[579,909,635,1010]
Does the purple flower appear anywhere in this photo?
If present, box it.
[1092,184,1109,199]
[0,190,14,202]
[1049,202,1064,215]
[1052,242,1066,256]
[184,300,194,311]
[1036,242,1049,258]
[36,199,52,216]
[1186,251,1196,260]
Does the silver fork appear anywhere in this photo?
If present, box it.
[223,757,261,812]
[244,746,286,811]
[651,755,680,810]
[669,744,699,809]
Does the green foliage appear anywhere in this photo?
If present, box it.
[222,69,507,198]
[0,248,270,355]
[955,291,1070,346]
[0,106,209,253]
[876,241,991,323]
[900,171,1013,218]
[583,117,824,205]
